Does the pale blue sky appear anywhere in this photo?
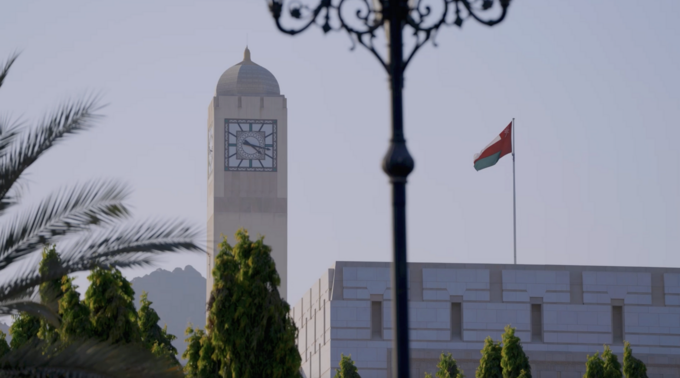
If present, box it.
[0,0,678,304]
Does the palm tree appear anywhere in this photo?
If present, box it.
[0,54,203,377]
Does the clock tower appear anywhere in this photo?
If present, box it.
[206,47,288,301]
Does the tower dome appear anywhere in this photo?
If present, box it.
[215,47,281,96]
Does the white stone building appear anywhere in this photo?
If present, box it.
[293,261,680,378]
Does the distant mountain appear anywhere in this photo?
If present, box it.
[131,265,206,364]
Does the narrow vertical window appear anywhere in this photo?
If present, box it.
[323,300,326,344]
[314,309,317,346]
[305,318,308,359]
[612,306,623,344]
[371,301,382,339]
[451,303,462,340]
[293,307,298,348]
[531,304,543,342]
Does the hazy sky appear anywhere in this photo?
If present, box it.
[1,0,679,304]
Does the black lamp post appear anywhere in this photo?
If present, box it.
[267,1,510,376]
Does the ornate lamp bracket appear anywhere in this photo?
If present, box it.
[265,2,510,378]
[268,0,511,75]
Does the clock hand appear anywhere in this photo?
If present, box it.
[243,140,271,152]
[243,141,265,152]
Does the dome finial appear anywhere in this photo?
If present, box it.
[215,46,281,96]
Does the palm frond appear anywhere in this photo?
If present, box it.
[0,180,131,272]
[60,218,204,269]
[0,298,60,327]
[0,219,203,303]
[0,274,62,327]
[0,95,104,210]
[0,115,20,159]
[0,338,184,378]
[0,52,18,90]
[0,117,22,213]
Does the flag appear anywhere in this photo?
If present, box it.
[473,122,513,171]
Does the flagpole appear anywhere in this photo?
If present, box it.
[512,118,517,265]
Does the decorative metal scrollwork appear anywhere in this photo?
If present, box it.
[268,0,511,74]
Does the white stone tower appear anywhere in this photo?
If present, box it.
[206,47,288,302]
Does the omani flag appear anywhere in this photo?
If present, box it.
[473,122,513,171]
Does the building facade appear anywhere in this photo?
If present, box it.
[293,261,680,378]
[206,47,288,301]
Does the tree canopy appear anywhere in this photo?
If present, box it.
[334,354,361,378]
[623,342,648,378]
[500,326,531,378]
[84,267,140,344]
[182,326,205,378]
[184,229,300,378]
[477,336,502,378]
[138,291,178,361]
[4,247,181,371]
[58,276,92,342]
[37,245,63,344]
[431,352,464,378]
[602,345,622,378]
[0,330,9,358]
[9,245,62,350]
[584,352,605,378]
[183,326,220,378]
[8,313,40,350]
[208,229,300,378]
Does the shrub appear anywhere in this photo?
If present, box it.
[433,352,464,378]
[477,337,502,378]
[623,342,648,378]
[334,354,361,378]
[584,352,604,378]
[602,345,622,378]
[501,326,531,378]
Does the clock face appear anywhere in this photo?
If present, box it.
[208,126,214,175]
[225,119,277,172]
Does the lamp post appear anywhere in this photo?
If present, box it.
[267,1,510,376]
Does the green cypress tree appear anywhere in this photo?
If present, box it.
[500,325,532,378]
[197,332,220,378]
[477,336,502,378]
[334,354,361,378]
[435,352,464,378]
[8,246,67,349]
[0,330,10,358]
[36,245,64,344]
[8,314,40,350]
[602,345,622,378]
[584,352,604,378]
[183,326,205,378]
[57,276,92,342]
[207,230,301,378]
[84,267,140,344]
[137,291,178,363]
[37,246,63,306]
[623,342,648,378]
